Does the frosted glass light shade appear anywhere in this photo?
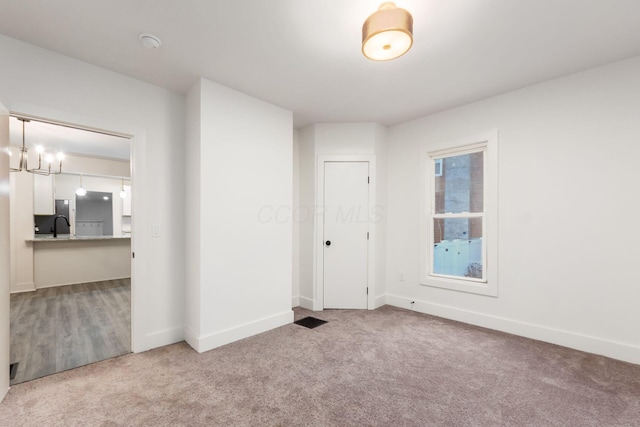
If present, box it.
[362,2,413,61]
[76,187,87,196]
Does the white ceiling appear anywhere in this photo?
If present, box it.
[1,0,640,128]
[9,116,130,161]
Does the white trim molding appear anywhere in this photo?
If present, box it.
[143,326,185,353]
[298,296,314,310]
[419,130,499,297]
[187,310,294,354]
[373,295,387,309]
[386,294,640,365]
[315,154,377,311]
[10,282,35,294]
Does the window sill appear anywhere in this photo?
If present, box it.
[420,275,498,297]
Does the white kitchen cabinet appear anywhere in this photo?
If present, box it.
[33,174,54,215]
[122,185,132,216]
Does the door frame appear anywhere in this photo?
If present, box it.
[314,155,376,311]
[3,102,144,353]
[0,102,10,401]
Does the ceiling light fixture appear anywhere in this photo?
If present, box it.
[362,2,413,61]
[119,178,127,199]
[139,33,162,49]
[9,117,64,175]
[76,174,87,196]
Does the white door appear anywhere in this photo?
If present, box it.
[0,102,10,402]
[323,161,369,309]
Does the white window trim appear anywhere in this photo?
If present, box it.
[419,130,499,297]
[429,144,487,283]
[434,158,443,177]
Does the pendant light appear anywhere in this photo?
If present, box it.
[119,178,127,199]
[76,174,87,196]
[362,2,413,61]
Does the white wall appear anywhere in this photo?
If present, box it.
[296,123,388,309]
[51,154,130,178]
[297,126,315,308]
[0,34,185,352]
[9,171,34,293]
[184,79,202,340]
[185,78,293,353]
[0,103,11,401]
[373,124,388,307]
[292,129,300,307]
[385,55,640,363]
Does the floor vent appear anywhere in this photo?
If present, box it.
[294,317,328,329]
[9,363,18,380]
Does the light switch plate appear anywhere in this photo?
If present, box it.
[152,224,160,237]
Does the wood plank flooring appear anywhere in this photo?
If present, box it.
[10,278,131,385]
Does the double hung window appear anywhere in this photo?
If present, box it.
[420,131,498,296]
[430,147,485,281]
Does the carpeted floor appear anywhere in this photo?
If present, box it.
[1,306,639,426]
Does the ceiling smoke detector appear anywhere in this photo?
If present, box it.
[139,33,162,49]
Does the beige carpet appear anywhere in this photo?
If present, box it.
[1,306,639,426]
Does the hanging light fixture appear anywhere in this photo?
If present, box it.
[362,2,413,61]
[76,174,87,196]
[119,178,127,199]
[9,117,64,175]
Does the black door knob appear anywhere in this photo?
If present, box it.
[325,240,331,246]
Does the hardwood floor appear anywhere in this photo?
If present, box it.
[9,278,131,385]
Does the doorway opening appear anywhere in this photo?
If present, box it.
[7,114,133,384]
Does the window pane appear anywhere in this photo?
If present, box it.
[433,218,483,279]
[434,151,483,214]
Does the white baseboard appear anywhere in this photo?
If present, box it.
[298,296,314,310]
[386,294,640,365]
[35,276,131,290]
[188,310,294,354]
[373,295,386,309]
[10,282,35,293]
[135,325,185,353]
[184,326,199,353]
[292,296,300,307]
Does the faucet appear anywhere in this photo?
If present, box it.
[53,215,70,238]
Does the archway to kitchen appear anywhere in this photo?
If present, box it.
[7,113,135,385]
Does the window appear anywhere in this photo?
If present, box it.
[420,131,498,296]
[431,148,485,281]
[434,158,443,177]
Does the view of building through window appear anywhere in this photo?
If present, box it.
[431,150,484,280]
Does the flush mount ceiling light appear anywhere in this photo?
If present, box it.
[139,33,162,49]
[362,2,413,61]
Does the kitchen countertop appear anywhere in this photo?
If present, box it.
[27,235,131,243]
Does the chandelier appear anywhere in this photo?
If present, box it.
[9,117,64,175]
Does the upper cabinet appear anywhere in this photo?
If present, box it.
[122,185,132,216]
[33,174,54,215]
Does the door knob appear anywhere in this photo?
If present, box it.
[325,240,331,246]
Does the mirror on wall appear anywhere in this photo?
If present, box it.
[75,191,114,236]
